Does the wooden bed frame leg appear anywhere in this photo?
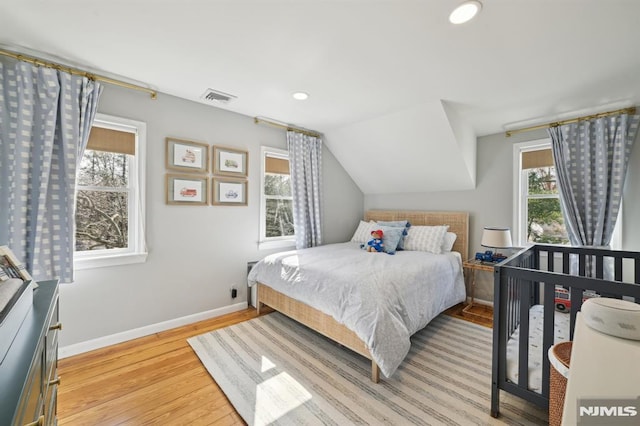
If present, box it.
[256,285,262,315]
[371,360,380,383]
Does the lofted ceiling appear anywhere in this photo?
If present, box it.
[1,1,640,194]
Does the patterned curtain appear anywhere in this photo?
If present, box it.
[287,131,323,249]
[0,56,103,282]
[549,113,640,250]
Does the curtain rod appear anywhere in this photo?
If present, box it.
[0,48,157,99]
[254,117,322,138]
[505,106,637,137]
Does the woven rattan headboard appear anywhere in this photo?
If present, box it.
[364,210,469,260]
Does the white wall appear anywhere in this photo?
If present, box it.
[59,86,363,349]
[325,101,476,194]
[365,128,640,302]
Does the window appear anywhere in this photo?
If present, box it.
[513,139,569,246]
[74,114,147,269]
[259,147,295,249]
[513,139,622,249]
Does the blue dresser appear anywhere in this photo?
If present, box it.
[0,280,60,426]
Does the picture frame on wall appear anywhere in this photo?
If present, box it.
[166,137,209,173]
[0,246,32,282]
[212,177,248,206]
[166,174,209,205]
[213,146,248,177]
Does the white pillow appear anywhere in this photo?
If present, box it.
[350,220,376,243]
[441,232,457,252]
[404,225,449,254]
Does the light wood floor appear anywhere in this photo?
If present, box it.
[58,303,492,425]
[58,308,263,426]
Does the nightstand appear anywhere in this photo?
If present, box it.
[462,259,495,321]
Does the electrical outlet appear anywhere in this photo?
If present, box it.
[231,287,238,299]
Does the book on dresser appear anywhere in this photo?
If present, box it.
[0,280,60,426]
[0,279,35,364]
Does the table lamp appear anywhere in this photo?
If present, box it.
[480,227,512,262]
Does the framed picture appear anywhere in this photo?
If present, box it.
[166,174,209,205]
[166,137,209,173]
[212,177,248,206]
[0,246,32,281]
[213,146,248,177]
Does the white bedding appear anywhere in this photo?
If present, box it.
[247,242,466,378]
[505,305,570,392]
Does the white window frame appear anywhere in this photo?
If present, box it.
[259,146,295,250]
[513,138,622,249]
[74,113,147,269]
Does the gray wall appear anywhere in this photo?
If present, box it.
[59,86,363,347]
[22,82,640,344]
[365,129,640,301]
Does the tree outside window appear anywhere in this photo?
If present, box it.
[76,149,130,251]
[260,147,295,247]
[525,166,569,244]
[264,172,294,238]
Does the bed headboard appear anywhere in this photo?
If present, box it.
[364,210,469,260]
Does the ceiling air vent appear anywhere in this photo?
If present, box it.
[200,88,237,104]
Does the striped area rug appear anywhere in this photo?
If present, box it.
[188,312,547,426]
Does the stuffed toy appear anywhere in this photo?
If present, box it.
[362,229,385,252]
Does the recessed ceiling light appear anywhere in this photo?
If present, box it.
[449,0,482,24]
[292,92,309,100]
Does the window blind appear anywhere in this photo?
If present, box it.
[522,148,553,169]
[87,127,135,155]
[265,156,289,174]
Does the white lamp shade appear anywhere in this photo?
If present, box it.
[481,227,512,249]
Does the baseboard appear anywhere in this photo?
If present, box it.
[465,297,493,307]
[59,301,248,359]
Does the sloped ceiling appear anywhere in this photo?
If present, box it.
[326,100,477,194]
[1,1,640,195]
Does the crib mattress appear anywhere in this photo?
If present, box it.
[505,304,570,392]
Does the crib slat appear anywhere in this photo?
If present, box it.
[507,278,514,336]
[563,252,570,274]
[569,287,582,340]
[518,282,530,390]
[547,249,555,271]
[510,277,519,336]
[541,282,555,399]
[515,279,520,335]
[595,255,604,279]
[615,257,623,282]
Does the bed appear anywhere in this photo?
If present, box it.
[491,244,640,417]
[248,210,469,382]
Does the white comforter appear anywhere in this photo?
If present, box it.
[247,242,466,377]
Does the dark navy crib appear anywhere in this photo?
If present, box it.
[491,244,640,417]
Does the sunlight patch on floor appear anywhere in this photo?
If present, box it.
[260,355,276,373]
[254,369,312,426]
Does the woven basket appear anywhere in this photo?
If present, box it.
[549,341,573,426]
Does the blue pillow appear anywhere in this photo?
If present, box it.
[376,220,411,250]
[377,225,405,254]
